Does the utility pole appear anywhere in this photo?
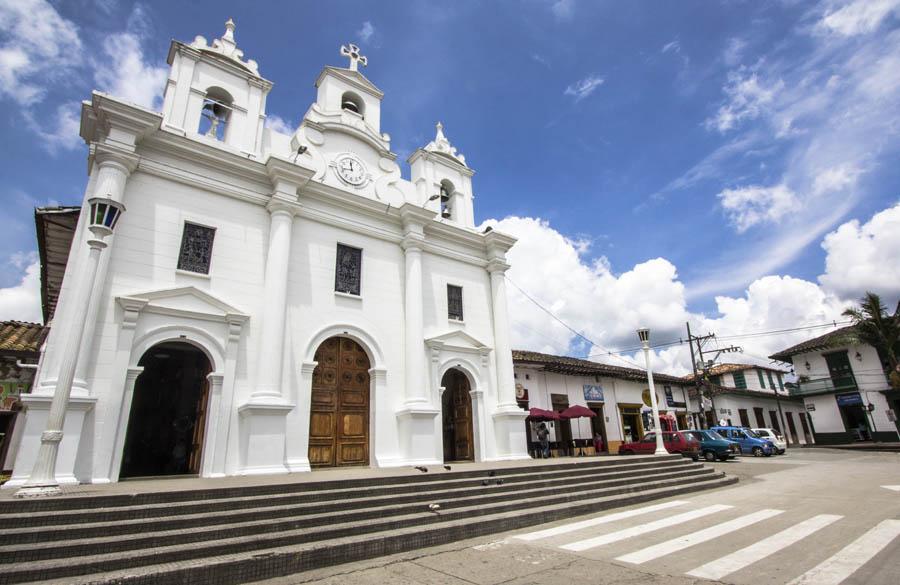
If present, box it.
[686,323,715,429]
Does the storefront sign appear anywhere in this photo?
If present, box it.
[641,388,660,408]
[583,384,604,402]
[664,385,686,408]
[805,403,816,411]
[835,392,863,406]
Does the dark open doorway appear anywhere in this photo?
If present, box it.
[120,342,211,479]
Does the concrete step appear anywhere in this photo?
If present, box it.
[0,455,682,514]
[3,466,716,554]
[3,458,701,531]
[30,473,738,585]
[0,467,731,583]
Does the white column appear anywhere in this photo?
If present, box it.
[73,155,135,394]
[16,236,107,496]
[402,234,427,407]
[488,260,517,408]
[251,200,295,402]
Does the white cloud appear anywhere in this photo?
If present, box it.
[0,256,42,323]
[0,0,81,104]
[483,204,900,375]
[357,21,375,43]
[706,71,783,133]
[23,101,82,153]
[265,114,294,135]
[722,37,747,67]
[818,202,900,300]
[819,0,900,36]
[94,28,167,109]
[550,0,574,21]
[564,74,604,102]
[717,183,800,232]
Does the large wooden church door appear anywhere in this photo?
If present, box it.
[441,369,474,461]
[308,337,370,467]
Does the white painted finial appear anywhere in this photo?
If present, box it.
[224,18,235,41]
[341,43,368,71]
[435,121,446,141]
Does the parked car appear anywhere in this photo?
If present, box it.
[617,431,701,461]
[683,429,740,462]
[752,428,787,454]
[711,426,775,457]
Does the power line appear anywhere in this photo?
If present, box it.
[504,275,646,370]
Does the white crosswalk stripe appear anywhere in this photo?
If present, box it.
[786,519,900,585]
[560,504,733,552]
[515,500,690,541]
[616,508,784,565]
[686,514,843,581]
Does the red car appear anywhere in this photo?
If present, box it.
[618,431,701,461]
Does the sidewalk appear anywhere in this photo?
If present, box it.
[807,443,900,453]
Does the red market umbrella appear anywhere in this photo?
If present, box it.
[558,405,597,456]
[526,407,560,422]
[558,405,597,419]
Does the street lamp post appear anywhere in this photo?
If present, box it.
[15,197,124,498]
[637,328,667,455]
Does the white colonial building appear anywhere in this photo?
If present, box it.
[6,21,529,488]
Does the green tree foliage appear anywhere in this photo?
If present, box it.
[842,292,900,389]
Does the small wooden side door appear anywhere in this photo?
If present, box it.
[189,375,210,475]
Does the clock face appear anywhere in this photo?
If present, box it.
[335,154,367,186]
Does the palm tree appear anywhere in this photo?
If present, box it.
[842,292,900,389]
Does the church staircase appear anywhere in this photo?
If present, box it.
[0,455,735,584]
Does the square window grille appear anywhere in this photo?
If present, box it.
[447,284,463,320]
[335,244,362,295]
[177,223,216,274]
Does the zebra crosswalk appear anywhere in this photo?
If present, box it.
[513,500,900,584]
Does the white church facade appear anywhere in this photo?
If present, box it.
[6,21,529,487]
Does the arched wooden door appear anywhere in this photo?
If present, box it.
[308,337,370,467]
[121,342,211,478]
[441,369,474,461]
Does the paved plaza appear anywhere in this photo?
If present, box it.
[261,449,900,585]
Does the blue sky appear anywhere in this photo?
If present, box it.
[1,0,899,372]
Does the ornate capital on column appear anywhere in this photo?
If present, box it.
[401,233,425,252]
[266,197,299,218]
[93,143,140,175]
[486,258,510,274]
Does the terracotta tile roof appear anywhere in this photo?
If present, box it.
[0,321,49,356]
[683,362,789,381]
[768,326,859,363]
[512,349,687,385]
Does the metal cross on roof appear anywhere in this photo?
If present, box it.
[340,43,368,71]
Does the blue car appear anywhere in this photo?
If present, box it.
[710,426,775,457]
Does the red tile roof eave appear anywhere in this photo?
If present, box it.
[511,350,687,385]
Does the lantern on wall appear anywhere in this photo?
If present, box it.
[88,197,125,237]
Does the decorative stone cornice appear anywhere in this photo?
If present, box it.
[486,258,511,274]
[265,155,315,195]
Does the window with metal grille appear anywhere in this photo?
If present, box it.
[732,370,748,389]
[177,223,216,274]
[447,284,463,320]
[334,244,362,295]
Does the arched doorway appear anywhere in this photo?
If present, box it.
[120,341,212,478]
[441,369,474,462]
[308,337,370,467]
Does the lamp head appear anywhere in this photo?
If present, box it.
[636,327,650,346]
[87,197,125,239]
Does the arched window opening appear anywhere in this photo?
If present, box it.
[198,87,234,141]
[341,91,365,118]
[439,180,454,220]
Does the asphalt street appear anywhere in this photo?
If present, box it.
[262,448,900,585]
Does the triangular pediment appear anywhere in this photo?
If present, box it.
[425,330,491,353]
[316,66,383,98]
[117,286,248,323]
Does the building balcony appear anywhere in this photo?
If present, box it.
[789,377,858,396]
